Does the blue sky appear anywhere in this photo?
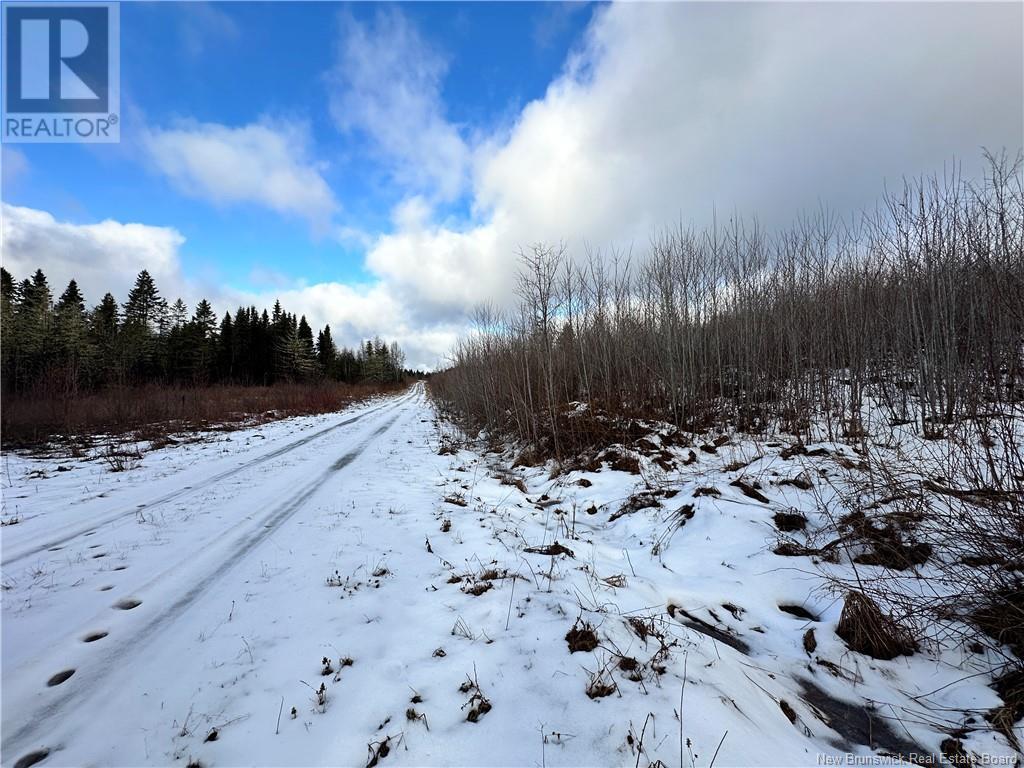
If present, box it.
[2,2,1020,367]
[5,2,594,291]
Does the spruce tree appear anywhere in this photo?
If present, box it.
[122,270,166,380]
[54,280,89,391]
[297,315,315,359]
[123,270,164,330]
[168,298,188,329]
[89,293,120,385]
[217,312,234,380]
[316,324,337,373]
[1,268,17,390]
[12,270,53,390]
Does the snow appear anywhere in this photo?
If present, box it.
[0,383,1017,767]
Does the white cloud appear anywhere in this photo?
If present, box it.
[328,8,470,202]
[8,4,1020,372]
[224,281,459,370]
[1,204,187,306]
[0,203,450,368]
[354,2,1023,325]
[143,119,338,232]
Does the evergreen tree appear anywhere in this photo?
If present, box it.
[217,312,234,380]
[121,270,165,380]
[123,270,164,330]
[1,268,18,390]
[89,293,121,386]
[297,315,315,360]
[168,298,188,329]
[12,269,54,390]
[0,267,407,393]
[316,325,337,372]
[54,280,89,391]
[192,299,217,339]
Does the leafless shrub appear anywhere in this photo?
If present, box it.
[429,153,1023,467]
[99,440,143,472]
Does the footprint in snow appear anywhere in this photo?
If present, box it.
[46,669,75,686]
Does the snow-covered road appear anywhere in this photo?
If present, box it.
[2,385,446,767]
[2,385,1015,767]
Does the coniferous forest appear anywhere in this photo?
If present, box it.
[1,267,414,444]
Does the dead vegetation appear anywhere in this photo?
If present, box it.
[988,668,1024,750]
[459,670,492,723]
[3,381,405,450]
[609,491,661,521]
[524,541,575,557]
[565,618,599,653]
[584,667,617,700]
[432,157,1023,472]
[836,591,917,660]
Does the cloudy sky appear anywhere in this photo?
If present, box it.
[2,1,1021,369]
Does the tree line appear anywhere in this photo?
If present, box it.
[0,268,410,396]
[431,152,1023,458]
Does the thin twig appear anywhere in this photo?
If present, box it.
[709,730,728,768]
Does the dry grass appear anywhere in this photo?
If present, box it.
[1,381,406,449]
[835,590,917,660]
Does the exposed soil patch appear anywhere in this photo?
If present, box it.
[803,628,817,655]
[780,700,797,723]
[839,509,933,570]
[779,604,818,621]
[939,738,971,764]
[853,540,932,569]
[693,486,720,498]
[773,512,807,532]
[779,475,814,491]
[602,449,641,474]
[730,479,770,504]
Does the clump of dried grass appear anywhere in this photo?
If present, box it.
[836,590,917,660]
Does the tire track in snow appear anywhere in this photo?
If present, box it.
[1,392,415,763]
[2,388,416,567]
